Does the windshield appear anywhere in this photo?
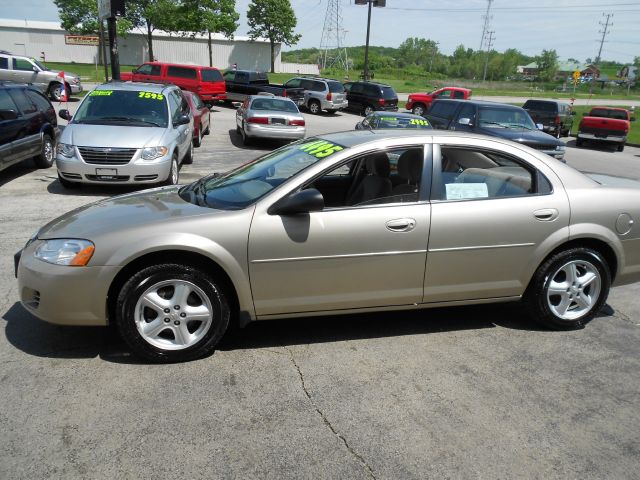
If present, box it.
[478,107,536,130]
[375,115,431,129]
[183,138,346,210]
[73,90,169,127]
[327,81,345,93]
[589,108,628,120]
[250,98,298,113]
[33,59,48,71]
[381,87,397,99]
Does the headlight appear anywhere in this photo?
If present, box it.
[57,143,75,157]
[141,146,169,160]
[556,145,566,151]
[34,239,95,266]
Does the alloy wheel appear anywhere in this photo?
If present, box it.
[546,259,602,321]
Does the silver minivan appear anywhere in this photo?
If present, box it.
[56,82,193,188]
[283,77,347,114]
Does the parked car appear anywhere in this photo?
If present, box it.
[235,95,305,145]
[405,87,472,116]
[0,82,57,172]
[182,91,210,148]
[120,62,226,104]
[283,77,348,114]
[15,130,640,362]
[355,111,432,130]
[425,99,566,160]
[55,82,193,188]
[223,70,305,104]
[576,107,635,152]
[0,50,82,101]
[522,100,575,138]
[343,81,399,116]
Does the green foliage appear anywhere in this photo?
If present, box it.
[53,0,131,35]
[535,49,558,82]
[247,0,301,72]
[168,0,239,38]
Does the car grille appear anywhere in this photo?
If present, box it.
[529,144,558,151]
[78,146,137,165]
[579,127,624,137]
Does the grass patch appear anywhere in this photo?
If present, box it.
[45,62,139,83]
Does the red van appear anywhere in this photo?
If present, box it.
[120,62,226,104]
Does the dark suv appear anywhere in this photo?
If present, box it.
[0,82,57,173]
[343,81,398,116]
[522,100,575,138]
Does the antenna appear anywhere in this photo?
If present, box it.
[319,0,349,72]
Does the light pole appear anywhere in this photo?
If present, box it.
[355,0,386,81]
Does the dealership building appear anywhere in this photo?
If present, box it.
[0,18,318,74]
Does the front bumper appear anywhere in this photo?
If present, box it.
[16,244,118,326]
[69,83,83,94]
[245,123,306,140]
[577,132,626,143]
[56,152,172,185]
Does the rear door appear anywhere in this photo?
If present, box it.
[0,88,21,168]
[133,63,162,83]
[199,68,225,98]
[7,87,41,161]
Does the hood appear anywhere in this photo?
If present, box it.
[38,186,213,239]
[50,69,80,80]
[62,124,167,149]
[477,127,563,147]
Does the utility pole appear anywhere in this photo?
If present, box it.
[595,13,613,65]
[355,0,386,81]
[479,0,493,51]
[482,31,495,82]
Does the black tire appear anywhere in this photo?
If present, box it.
[115,263,230,363]
[182,141,194,165]
[34,134,55,168]
[363,104,374,117]
[618,143,625,152]
[241,122,252,146]
[412,104,426,116]
[57,172,80,189]
[523,247,611,330]
[308,100,321,115]
[555,127,562,139]
[163,155,179,185]
[193,123,202,148]
[203,115,210,135]
[48,82,68,102]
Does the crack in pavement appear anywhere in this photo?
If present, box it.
[286,347,376,480]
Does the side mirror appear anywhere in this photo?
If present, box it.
[0,109,18,120]
[457,117,472,126]
[268,188,324,215]
[174,114,190,126]
[536,123,544,130]
[32,66,39,72]
[59,109,72,121]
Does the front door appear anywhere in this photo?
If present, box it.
[423,139,570,303]
[248,145,432,316]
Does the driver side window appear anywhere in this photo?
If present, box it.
[308,147,425,208]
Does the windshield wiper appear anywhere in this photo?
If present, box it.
[189,172,223,206]
[479,121,507,128]
[100,116,162,127]
[507,123,533,130]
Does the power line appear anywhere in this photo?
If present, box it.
[384,2,640,12]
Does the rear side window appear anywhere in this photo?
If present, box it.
[236,72,249,83]
[311,81,325,92]
[365,85,380,96]
[167,66,197,79]
[201,69,223,82]
[327,81,344,93]
[429,101,458,118]
[523,101,556,112]
[0,57,8,69]
[284,78,301,88]
[137,64,161,76]
[453,90,466,99]
[350,83,364,94]
[0,89,18,111]
[381,86,397,99]
[8,88,36,114]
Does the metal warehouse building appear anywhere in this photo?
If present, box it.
[0,18,317,73]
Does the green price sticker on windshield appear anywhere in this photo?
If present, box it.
[299,140,344,158]
[138,91,164,100]
[89,90,113,96]
[410,119,429,126]
[380,117,399,122]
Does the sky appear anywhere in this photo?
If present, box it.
[3,0,639,63]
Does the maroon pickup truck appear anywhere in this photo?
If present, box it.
[576,107,635,152]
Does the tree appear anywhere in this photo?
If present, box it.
[247,0,301,73]
[126,0,182,62]
[634,56,640,67]
[170,0,239,66]
[536,49,558,82]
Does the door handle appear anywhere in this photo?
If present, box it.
[533,208,559,221]
[386,218,416,232]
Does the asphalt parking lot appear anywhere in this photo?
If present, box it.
[1,101,640,479]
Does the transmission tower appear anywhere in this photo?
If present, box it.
[482,30,495,82]
[595,13,613,65]
[319,0,349,72]
[479,0,493,51]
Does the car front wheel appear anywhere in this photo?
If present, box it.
[524,247,610,330]
[308,100,321,115]
[363,105,374,116]
[412,104,426,116]
[116,263,230,363]
[34,134,54,168]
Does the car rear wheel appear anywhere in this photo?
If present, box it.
[115,263,230,363]
[618,143,625,152]
[412,104,426,116]
[308,100,321,115]
[34,134,54,168]
[524,247,610,330]
[241,122,252,146]
[48,82,67,102]
[203,115,211,135]
[363,105,374,116]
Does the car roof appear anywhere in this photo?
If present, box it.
[248,95,295,102]
[370,111,424,119]
[434,98,525,110]
[524,99,570,106]
[142,61,218,70]
[94,81,174,93]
